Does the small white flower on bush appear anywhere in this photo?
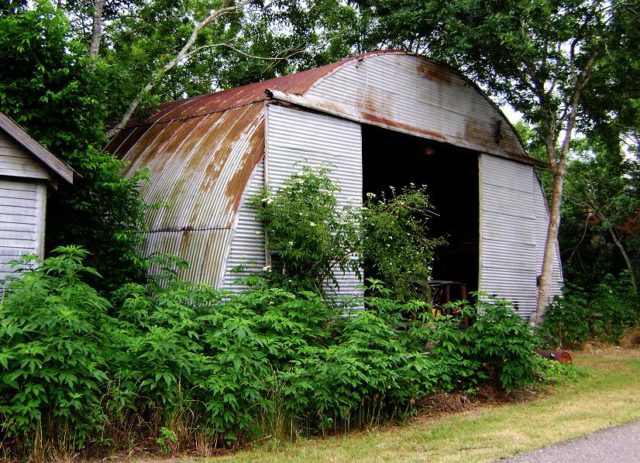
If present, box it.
[262,265,272,272]
[309,221,317,227]
[261,197,274,206]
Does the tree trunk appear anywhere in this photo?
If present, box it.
[533,50,599,325]
[606,223,638,294]
[534,161,566,325]
[89,0,104,58]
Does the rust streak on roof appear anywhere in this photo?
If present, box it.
[360,112,447,141]
[126,50,406,128]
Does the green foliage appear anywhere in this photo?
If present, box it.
[251,167,361,294]
[540,274,640,348]
[0,2,148,291]
[0,249,551,458]
[0,247,111,451]
[252,169,443,301]
[467,298,539,390]
[363,186,444,301]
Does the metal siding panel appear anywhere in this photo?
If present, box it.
[120,104,266,287]
[223,159,266,290]
[266,105,363,298]
[306,54,525,160]
[143,229,230,285]
[480,155,539,320]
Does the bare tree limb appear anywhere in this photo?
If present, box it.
[106,2,247,139]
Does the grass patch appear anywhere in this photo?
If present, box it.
[173,348,640,463]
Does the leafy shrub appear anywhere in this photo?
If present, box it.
[0,247,112,452]
[250,166,361,294]
[467,297,539,390]
[540,273,639,348]
[362,185,444,301]
[0,252,556,457]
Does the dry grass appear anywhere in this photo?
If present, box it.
[182,348,640,463]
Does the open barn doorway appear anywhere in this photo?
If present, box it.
[362,125,479,300]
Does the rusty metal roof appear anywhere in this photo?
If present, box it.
[108,50,404,133]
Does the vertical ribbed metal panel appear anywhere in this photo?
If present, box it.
[532,174,563,302]
[223,160,266,289]
[479,154,539,319]
[306,54,525,161]
[266,104,363,299]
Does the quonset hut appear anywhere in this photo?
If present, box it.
[107,51,563,319]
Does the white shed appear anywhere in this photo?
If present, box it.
[0,113,73,280]
[108,51,563,319]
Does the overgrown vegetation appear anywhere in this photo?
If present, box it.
[0,3,148,292]
[0,169,567,459]
[0,247,560,460]
[362,186,445,302]
[252,168,444,301]
[539,273,639,348]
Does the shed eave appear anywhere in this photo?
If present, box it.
[0,113,74,184]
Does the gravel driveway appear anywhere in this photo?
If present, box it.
[499,420,640,463]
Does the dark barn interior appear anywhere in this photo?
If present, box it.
[362,125,479,295]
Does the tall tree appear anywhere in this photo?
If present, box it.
[358,0,639,323]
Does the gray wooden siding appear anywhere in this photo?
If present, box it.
[479,154,562,319]
[266,104,363,300]
[0,179,46,283]
[223,160,266,289]
[0,131,50,181]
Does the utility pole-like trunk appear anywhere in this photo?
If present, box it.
[534,159,566,325]
[89,0,104,57]
[533,50,598,325]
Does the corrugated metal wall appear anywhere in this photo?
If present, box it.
[119,105,265,286]
[305,53,526,162]
[479,154,562,319]
[223,160,266,289]
[266,104,363,299]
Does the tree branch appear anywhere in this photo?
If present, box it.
[106,2,247,139]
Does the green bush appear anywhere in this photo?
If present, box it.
[250,166,361,294]
[362,185,444,301]
[539,273,639,348]
[467,298,539,390]
[0,240,558,457]
[0,247,112,452]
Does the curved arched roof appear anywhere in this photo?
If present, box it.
[106,51,538,285]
